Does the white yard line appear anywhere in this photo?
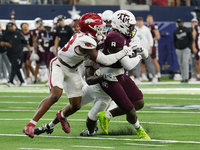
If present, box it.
[124,143,167,146]
[1,134,200,144]
[71,145,114,149]
[18,148,62,150]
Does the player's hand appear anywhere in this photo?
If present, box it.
[138,48,149,60]
[123,45,134,57]
[193,48,198,54]
[103,73,118,82]
[129,37,141,51]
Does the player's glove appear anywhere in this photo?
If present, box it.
[123,45,135,57]
[129,36,141,51]
[137,48,149,60]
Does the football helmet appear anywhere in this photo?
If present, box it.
[102,10,113,23]
[78,13,107,43]
[111,10,137,37]
[34,17,43,28]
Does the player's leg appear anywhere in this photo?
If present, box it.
[195,53,200,80]
[151,46,161,81]
[182,48,191,82]
[23,58,64,138]
[56,66,84,133]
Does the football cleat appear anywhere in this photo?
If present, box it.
[80,126,98,136]
[56,110,70,133]
[97,111,111,134]
[22,123,35,138]
[135,127,151,140]
[34,124,54,135]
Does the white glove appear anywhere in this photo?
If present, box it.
[94,68,102,76]
[103,73,118,82]
[137,48,149,60]
[129,36,141,51]
[30,52,39,61]
[123,45,135,57]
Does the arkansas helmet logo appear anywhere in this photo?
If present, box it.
[85,18,95,24]
[117,13,130,23]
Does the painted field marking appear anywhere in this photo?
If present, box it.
[71,145,114,149]
[1,134,200,144]
[124,143,168,147]
[0,109,200,114]
[18,148,62,150]
[0,118,200,127]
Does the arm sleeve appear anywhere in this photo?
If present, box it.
[95,50,126,66]
[119,55,142,71]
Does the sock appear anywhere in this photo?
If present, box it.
[149,73,153,78]
[61,111,66,118]
[49,121,56,128]
[131,119,141,130]
[30,119,37,126]
[105,111,113,119]
[157,72,161,78]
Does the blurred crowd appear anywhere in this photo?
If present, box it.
[0,9,200,86]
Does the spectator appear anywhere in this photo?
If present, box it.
[169,0,189,6]
[0,22,11,84]
[192,18,200,81]
[146,15,161,81]
[173,19,193,83]
[21,22,35,84]
[189,18,198,81]
[134,17,158,84]
[53,15,74,55]
[151,0,168,6]
[2,22,30,86]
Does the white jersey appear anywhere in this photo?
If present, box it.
[58,33,97,68]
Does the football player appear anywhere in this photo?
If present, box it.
[192,19,200,81]
[21,22,35,84]
[96,10,151,140]
[36,22,56,68]
[23,13,133,138]
[101,10,113,32]
[31,17,44,84]
[146,15,161,81]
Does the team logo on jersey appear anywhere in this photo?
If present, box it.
[85,19,95,24]
[117,13,130,23]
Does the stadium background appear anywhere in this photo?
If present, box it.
[0,5,198,74]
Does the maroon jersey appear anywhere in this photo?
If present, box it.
[37,30,56,52]
[22,31,33,47]
[146,24,158,46]
[194,25,200,51]
[103,30,131,68]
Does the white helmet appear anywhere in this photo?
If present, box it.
[34,17,43,28]
[112,10,136,37]
[102,10,113,22]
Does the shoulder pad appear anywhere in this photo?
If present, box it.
[79,35,97,50]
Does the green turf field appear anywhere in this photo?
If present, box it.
[0,83,200,150]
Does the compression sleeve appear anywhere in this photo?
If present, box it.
[120,55,142,71]
[95,50,126,66]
